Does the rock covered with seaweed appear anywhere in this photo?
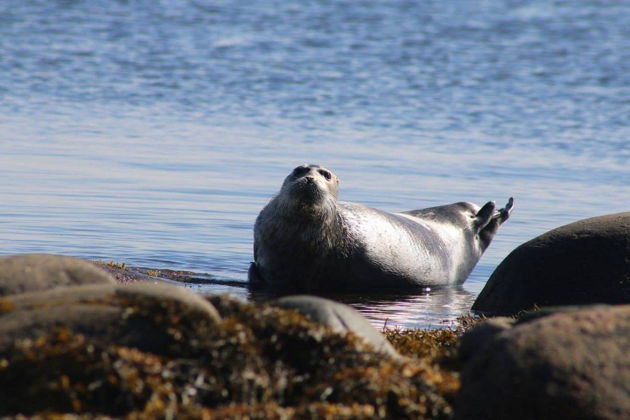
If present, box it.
[0,293,461,418]
[3,253,627,419]
[0,255,462,418]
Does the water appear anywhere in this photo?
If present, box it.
[1,0,628,329]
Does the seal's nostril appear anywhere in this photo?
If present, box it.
[306,176,314,183]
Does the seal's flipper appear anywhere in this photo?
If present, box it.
[248,262,264,285]
[473,201,497,232]
[494,196,514,225]
[477,197,515,251]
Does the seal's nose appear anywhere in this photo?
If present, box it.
[305,176,315,184]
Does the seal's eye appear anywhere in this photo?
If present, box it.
[318,169,332,180]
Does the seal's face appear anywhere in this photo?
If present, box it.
[281,164,339,205]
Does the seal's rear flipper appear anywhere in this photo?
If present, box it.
[494,197,514,225]
[476,197,514,251]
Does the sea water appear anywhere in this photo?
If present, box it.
[1,0,628,328]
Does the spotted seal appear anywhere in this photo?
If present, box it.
[249,164,514,292]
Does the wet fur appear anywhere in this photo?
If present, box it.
[250,165,513,292]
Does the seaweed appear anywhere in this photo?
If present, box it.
[0,295,474,418]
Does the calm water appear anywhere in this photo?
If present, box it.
[1,0,628,328]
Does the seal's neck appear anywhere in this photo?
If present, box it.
[273,193,342,250]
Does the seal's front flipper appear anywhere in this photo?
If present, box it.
[473,200,496,232]
[248,262,264,285]
[476,197,515,251]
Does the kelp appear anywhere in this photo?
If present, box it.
[0,295,475,419]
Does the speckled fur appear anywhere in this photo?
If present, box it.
[250,165,513,292]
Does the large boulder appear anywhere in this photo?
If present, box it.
[0,254,115,296]
[456,305,630,420]
[272,295,400,358]
[473,212,630,316]
[0,282,220,357]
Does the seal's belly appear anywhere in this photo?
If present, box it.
[340,204,465,285]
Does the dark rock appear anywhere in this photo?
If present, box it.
[513,303,613,324]
[272,295,400,358]
[456,305,630,420]
[0,254,115,296]
[473,212,630,316]
[0,282,220,356]
[458,317,514,361]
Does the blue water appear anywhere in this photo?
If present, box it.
[1,0,628,328]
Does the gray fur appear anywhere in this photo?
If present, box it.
[250,165,513,292]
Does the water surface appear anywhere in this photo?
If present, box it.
[1,0,628,328]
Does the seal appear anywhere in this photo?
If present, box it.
[249,164,514,292]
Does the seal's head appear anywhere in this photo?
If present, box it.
[279,164,339,209]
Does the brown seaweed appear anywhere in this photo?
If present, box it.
[0,295,473,418]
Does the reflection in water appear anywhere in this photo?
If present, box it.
[122,265,476,330]
[330,288,476,330]
[203,284,476,330]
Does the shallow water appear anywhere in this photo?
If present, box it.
[1,0,628,328]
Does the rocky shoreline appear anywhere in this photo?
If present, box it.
[0,255,462,418]
[0,212,628,418]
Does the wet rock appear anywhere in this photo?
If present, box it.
[93,260,155,283]
[0,282,221,357]
[0,254,115,296]
[473,212,630,316]
[456,305,630,420]
[1,293,458,418]
[271,295,400,358]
